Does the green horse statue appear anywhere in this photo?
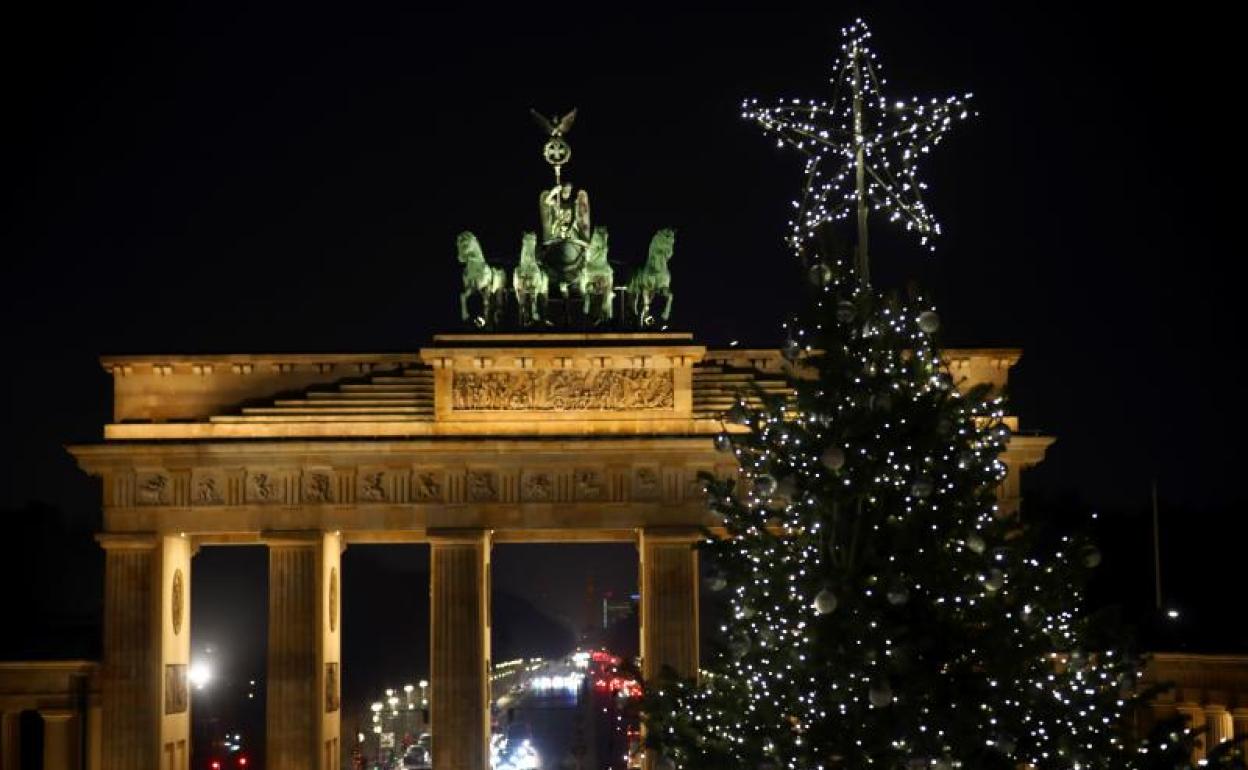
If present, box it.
[456,231,507,328]
[583,227,614,324]
[625,228,675,327]
[512,232,549,327]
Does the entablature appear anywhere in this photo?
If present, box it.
[70,437,734,536]
[95,334,1028,441]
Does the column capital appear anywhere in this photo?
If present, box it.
[37,708,76,723]
[638,527,702,544]
[262,530,323,547]
[96,532,161,550]
[427,528,492,545]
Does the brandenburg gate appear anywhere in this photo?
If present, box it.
[61,110,1052,770]
[67,334,1048,770]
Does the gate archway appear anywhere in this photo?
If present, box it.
[70,333,1049,769]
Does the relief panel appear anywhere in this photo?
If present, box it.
[135,470,171,506]
[412,470,444,503]
[521,470,556,503]
[245,470,289,505]
[192,469,226,506]
[451,369,674,411]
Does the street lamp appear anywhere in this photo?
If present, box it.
[189,661,212,690]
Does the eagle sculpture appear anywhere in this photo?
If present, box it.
[530,108,577,137]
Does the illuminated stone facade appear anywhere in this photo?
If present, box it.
[1143,653,1248,761]
[63,332,1054,770]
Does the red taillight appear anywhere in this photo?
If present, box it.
[238,758,248,767]
[211,762,221,770]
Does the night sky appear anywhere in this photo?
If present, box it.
[3,0,1244,716]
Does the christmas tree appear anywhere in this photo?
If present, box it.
[643,20,1239,770]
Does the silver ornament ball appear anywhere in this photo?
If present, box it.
[984,568,1005,593]
[917,310,940,334]
[868,680,893,708]
[808,262,834,288]
[812,588,838,615]
[820,446,846,471]
[753,474,778,498]
[886,584,910,606]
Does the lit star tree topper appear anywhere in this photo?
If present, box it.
[742,18,975,284]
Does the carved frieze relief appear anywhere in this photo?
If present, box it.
[111,461,719,508]
[164,664,187,715]
[246,471,286,505]
[633,465,661,500]
[325,661,340,713]
[358,471,388,502]
[452,368,674,411]
[192,471,225,505]
[521,470,555,502]
[328,566,338,632]
[171,569,184,635]
[303,471,334,504]
[685,467,714,502]
[575,468,605,501]
[467,470,499,502]
[135,471,170,506]
[412,470,443,502]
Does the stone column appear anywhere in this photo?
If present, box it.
[1,709,21,770]
[429,530,491,770]
[638,529,699,770]
[86,693,103,770]
[1204,704,1233,751]
[638,529,700,681]
[39,710,77,770]
[98,534,192,770]
[1176,701,1207,762]
[266,531,341,770]
[320,532,342,770]
[1233,708,1248,747]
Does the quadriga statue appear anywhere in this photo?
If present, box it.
[456,231,507,328]
[538,182,592,322]
[625,228,675,327]
[583,227,614,324]
[513,232,549,327]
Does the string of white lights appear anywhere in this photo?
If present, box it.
[742,19,975,282]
